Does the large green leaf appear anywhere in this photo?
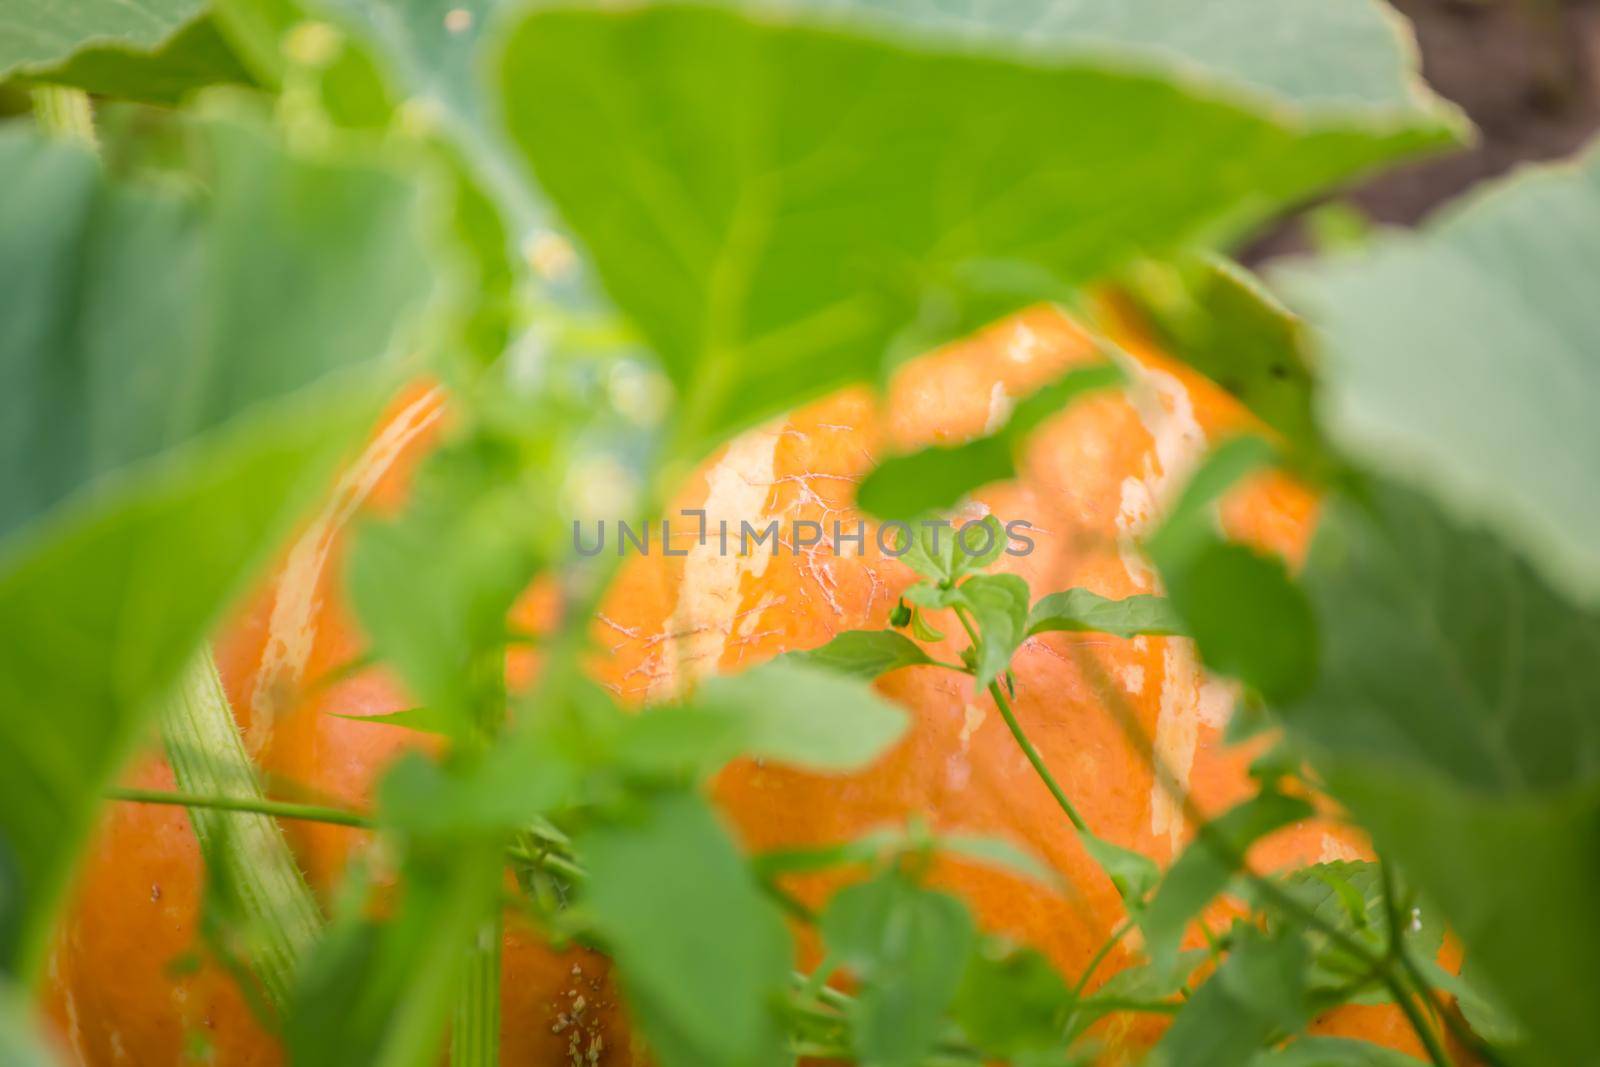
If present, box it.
[498,0,1454,451]
[1285,483,1600,1064]
[1279,146,1600,604]
[0,113,430,979]
[3,16,252,104]
[0,0,206,80]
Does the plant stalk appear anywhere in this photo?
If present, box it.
[31,87,96,147]
[157,648,323,1013]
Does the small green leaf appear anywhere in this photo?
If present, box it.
[1026,588,1186,639]
[953,939,1073,1056]
[1081,832,1161,908]
[1142,791,1315,966]
[376,741,577,839]
[1087,948,1209,1007]
[822,871,977,1067]
[693,660,909,772]
[579,792,791,1067]
[781,630,936,680]
[330,707,457,737]
[1150,924,1309,1067]
[950,573,1030,689]
[938,834,1064,891]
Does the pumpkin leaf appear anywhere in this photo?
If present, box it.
[1027,588,1186,639]
[781,629,937,679]
[578,791,791,1067]
[498,0,1454,454]
[1278,146,1600,605]
[1150,924,1309,1067]
[0,0,206,80]
[0,113,428,979]
[1081,832,1161,909]
[1142,791,1315,967]
[4,16,253,105]
[1282,481,1600,1063]
[821,870,977,1067]
[953,939,1073,1057]
[692,660,909,772]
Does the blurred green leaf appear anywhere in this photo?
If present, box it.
[348,440,549,739]
[1142,791,1314,966]
[1150,924,1308,1067]
[857,364,1121,522]
[1144,433,1277,572]
[949,573,1029,689]
[6,16,252,104]
[1279,147,1600,604]
[1146,436,1316,702]
[0,114,428,979]
[693,660,909,772]
[1086,948,1208,1007]
[1081,831,1160,908]
[822,870,977,1067]
[1123,256,1319,459]
[1027,588,1185,639]
[0,980,54,1067]
[1250,1036,1426,1066]
[953,939,1072,1057]
[1286,482,1600,1063]
[1167,541,1318,703]
[0,0,205,79]
[579,791,791,1067]
[499,1,1453,453]
[287,840,503,1067]
[781,629,936,679]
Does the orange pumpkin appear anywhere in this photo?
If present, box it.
[42,307,1438,1064]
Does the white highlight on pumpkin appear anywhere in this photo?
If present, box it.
[647,424,785,701]
[983,381,1014,434]
[249,389,442,753]
[1110,358,1211,848]
[960,702,987,749]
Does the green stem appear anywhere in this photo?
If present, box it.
[451,911,502,1067]
[1064,642,1455,1067]
[156,648,323,1013]
[1071,916,1136,997]
[108,785,374,828]
[31,86,96,147]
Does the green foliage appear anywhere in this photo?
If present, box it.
[1286,482,1600,1063]
[0,0,206,80]
[1027,588,1186,639]
[1,1,1589,1065]
[1142,792,1315,966]
[499,0,1451,452]
[822,869,977,1067]
[0,110,428,980]
[1280,147,1600,603]
[782,629,938,678]
[579,791,791,1067]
